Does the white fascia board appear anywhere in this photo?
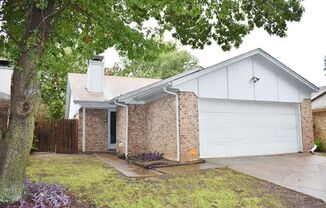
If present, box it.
[312,90,326,101]
[124,100,146,104]
[116,66,203,102]
[74,100,113,108]
[257,50,319,92]
[132,85,168,101]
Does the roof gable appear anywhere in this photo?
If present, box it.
[172,48,318,92]
[115,49,317,104]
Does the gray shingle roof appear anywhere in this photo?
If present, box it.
[68,73,160,102]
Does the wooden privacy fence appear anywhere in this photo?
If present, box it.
[35,119,78,154]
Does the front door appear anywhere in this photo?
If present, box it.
[109,111,116,149]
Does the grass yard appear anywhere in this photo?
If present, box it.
[26,154,324,208]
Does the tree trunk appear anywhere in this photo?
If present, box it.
[0,1,56,203]
[0,54,41,203]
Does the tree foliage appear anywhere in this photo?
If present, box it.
[39,49,86,119]
[0,0,304,203]
[113,41,198,79]
[1,0,304,63]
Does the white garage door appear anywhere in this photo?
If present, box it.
[199,99,302,158]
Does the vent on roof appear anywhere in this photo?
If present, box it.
[87,56,104,93]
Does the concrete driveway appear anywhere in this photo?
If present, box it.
[206,154,326,202]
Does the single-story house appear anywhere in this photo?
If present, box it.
[311,87,326,148]
[65,49,318,162]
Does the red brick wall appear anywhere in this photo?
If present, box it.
[77,108,108,152]
[116,96,177,160]
[179,92,200,161]
[312,109,326,150]
[300,99,314,152]
[116,92,200,162]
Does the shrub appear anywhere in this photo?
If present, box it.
[315,139,324,152]
[130,152,164,161]
[3,178,72,208]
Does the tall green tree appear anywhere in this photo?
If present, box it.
[40,49,86,119]
[0,0,304,203]
[113,41,198,79]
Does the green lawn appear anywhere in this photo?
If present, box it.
[26,155,291,208]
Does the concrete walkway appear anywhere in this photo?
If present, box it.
[206,154,326,202]
[95,153,161,177]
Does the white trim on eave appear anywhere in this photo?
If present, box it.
[114,66,203,103]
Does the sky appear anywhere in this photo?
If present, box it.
[103,0,326,87]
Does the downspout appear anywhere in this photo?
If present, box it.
[163,85,180,162]
[114,99,129,158]
[310,144,317,154]
[82,107,86,153]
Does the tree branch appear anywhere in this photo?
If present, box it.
[44,1,71,20]
[71,3,94,20]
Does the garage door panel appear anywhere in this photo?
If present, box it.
[200,113,296,129]
[200,142,299,158]
[202,134,297,144]
[199,99,300,158]
[199,98,296,114]
[202,129,297,139]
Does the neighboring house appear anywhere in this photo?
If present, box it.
[0,59,13,129]
[311,87,326,147]
[65,49,318,162]
[311,86,326,110]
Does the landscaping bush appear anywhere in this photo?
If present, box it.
[1,178,77,208]
[130,152,164,161]
[315,138,324,152]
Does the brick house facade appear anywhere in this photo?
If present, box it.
[116,92,200,162]
[114,93,314,161]
[68,49,317,161]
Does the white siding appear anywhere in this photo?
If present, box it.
[176,78,198,94]
[174,55,313,103]
[228,58,254,100]
[68,95,81,119]
[277,72,300,102]
[198,67,228,99]
[0,68,13,95]
[253,56,278,101]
